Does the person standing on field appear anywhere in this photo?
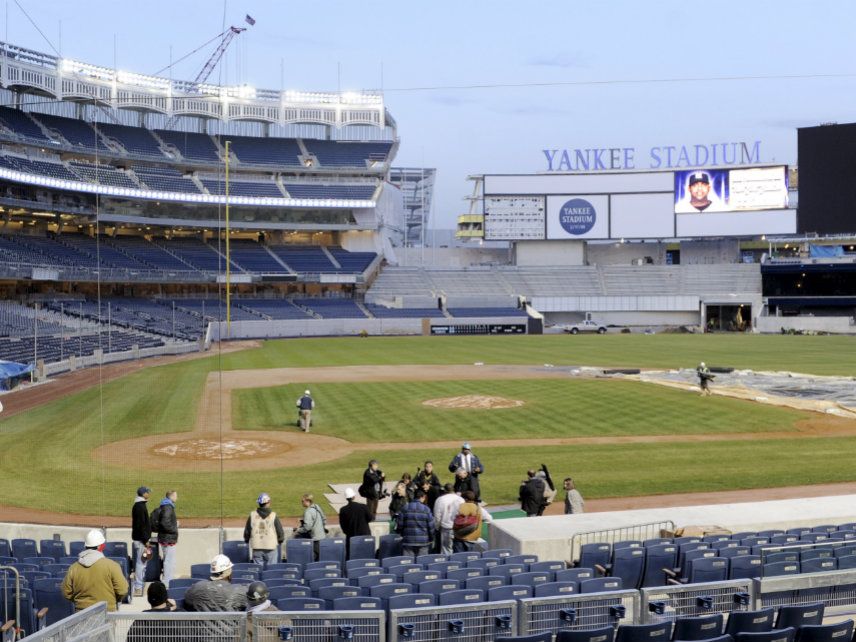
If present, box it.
[564,478,585,514]
[244,493,285,568]
[296,389,315,432]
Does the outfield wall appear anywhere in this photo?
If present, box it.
[756,315,856,334]
[490,494,856,560]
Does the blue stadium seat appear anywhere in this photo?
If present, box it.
[534,581,578,597]
[466,558,501,571]
[11,539,38,560]
[672,614,725,641]
[801,558,837,573]
[449,551,481,563]
[426,561,462,575]
[168,586,189,601]
[276,597,326,611]
[556,627,616,642]
[41,564,70,578]
[102,542,128,560]
[703,535,732,544]
[529,561,566,573]
[775,603,825,629]
[401,570,442,586]
[488,585,532,601]
[580,577,623,593]
[319,538,346,568]
[38,541,66,562]
[32,577,74,626]
[356,573,397,590]
[0,540,10,558]
[418,579,460,596]
[734,629,795,642]
[579,543,611,569]
[1,586,44,636]
[368,582,412,606]
[377,534,403,560]
[22,557,54,569]
[305,561,340,572]
[223,541,250,564]
[686,557,729,584]
[607,547,645,589]
[381,555,414,570]
[437,589,484,606]
[729,555,763,580]
[190,563,210,579]
[308,578,349,592]
[504,554,538,566]
[265,562,303,573]
[416,554,447,565]
[389,564,422,580]
[465,576,505,592]
[762,562,800,577]
[348,536,376,561]
[481,549,513,560]
[285,539,314,568]
[795,621,854,642]
[556,568,596,583]
[346,558,379,571]
[167,578,197,589]
[718,546,752,559]
[764,552,799,565]
[69,542,85,557]
[487,565,524,580]
[447,567,484,582]
[316,585,361,606]
[725,609,775,636]
[837,555,856,570]
[269,586,311,601]
[333,596,382,611]
[617,624,673,642]
[641,544,678,587]
[387,593,436,610]
[512,571,553,587]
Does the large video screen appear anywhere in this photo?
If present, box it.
[484,196,545,240]
[674,166,788,214]
[798,123,856,234]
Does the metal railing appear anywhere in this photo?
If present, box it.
[109,612,247,642]
[518,590,640,636]
[755,569,856,617]
[387,600,516,642]
[254,610,385,642]
[640,579,754,624]
[569,521,676,563]
[24,604,107,642]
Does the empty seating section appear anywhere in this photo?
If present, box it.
[228,135,302,166]
[4,157,80,181]
[270,246,335,273]
[171,299,262,322]
[52,234,147,269]
[0,234,54,265]
[8,234,95,267]
[0,106,51,142]
[303,140,392,167]
[237,300,311,320]
[134,166,200,193]
[97,122,165,157]
[158,238,227,271]
[294,298,367,319]
[328,248,376,272]
[0,330,164,364]
[67,162,138,189]
[107,236,196,271]
[32,113,109,152]
[285,183,375,200]
[365,305,443,319]
[225,241,290,273]
[200,178,283,197]
[154,129,221,162]
[448,307,527,317]
[0,301,67,337]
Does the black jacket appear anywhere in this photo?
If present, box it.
[338,500,373,539]
[132,498,151,544]
[152,500,178,545]
[519,478,546,515]
[242,506,285,546]
[360,468,384,500]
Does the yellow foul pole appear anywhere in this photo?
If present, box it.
[225,140,231,333]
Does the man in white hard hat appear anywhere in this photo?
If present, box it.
[295,389,315,432]
[696,361,714,396]
[183,553,247,612]
[338,487,373,544]
[61,529,129,611]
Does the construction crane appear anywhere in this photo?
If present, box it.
[194,24,247,86]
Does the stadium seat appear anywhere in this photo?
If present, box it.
[368,582,412,606]
[356,573,397,590]
[734,629,795,642]
[533,581,577,597]
[377,534,403,559]
[168,578,197,589]
[556,628,616,642]
[512,571,553,587]
[347,566,384,581]
[319,538,346,567]
[308,577,348,592]
[580,577,622,593]
[190,563,210,579]
[316,585,361,606]
[762,562,800,577]
[467,558,501,571]
[419,579,460,596]
[22,557,54,569]
[269,586,311,601]
[447,567,484,582]
[11,539,38,560]
[32,577,73,626]
[642,544,678,587]
[387,593,435,609]
[837,555,856,570]
[388,563,422,580]
[686,557,728,583]
[717,546,751,559]
[402,570,442,586]
[266,562,303,573]
[764,552,799,565]
[529,561,566,573]
[801,558,837,573]
[102,542,128,560]
[556,568,596,583]
[427,561,462,575]
[488,584,532,601]
[275,597,326,611]
[616,623,673,642]
[579,543,612,569]
[348,536,375,561]
[674,537,703,546]
[672,614,725,641]
[41,564,70,577]
[381,555,414,570]
[703,535,732,545]
[481,549,513,560]
[69,541,85,557]
[505,554,538,566]
[333,596,382,611]
[345,558,379,571]
[603,547,645,589]
[449,551,481,563]
[492,635,552,642]
[775,603,825,629]
[438,589,484,606]
[724,609,775,636]
[465,575,505,592]
[795,621,854,642]
[0,586,44,636]
[168,586,189,601]
[285,539,314,568]
[800,549,833,562]
[0,540,10,558]
[729,555,763,580]
[305,560,340,572]
[222,541,250,564]
[38,541,66,562]
[417,554,447,565]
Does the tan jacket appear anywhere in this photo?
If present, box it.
[61,550,128,612]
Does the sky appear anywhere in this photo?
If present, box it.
[3,0,856,228]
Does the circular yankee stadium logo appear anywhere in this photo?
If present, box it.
[559,198,596,235]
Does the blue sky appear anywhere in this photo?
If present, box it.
[4,0,855,227]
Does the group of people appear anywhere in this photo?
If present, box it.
[519,465,585,517]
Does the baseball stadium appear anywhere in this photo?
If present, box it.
[0,5,855,642]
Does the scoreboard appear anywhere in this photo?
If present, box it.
[484,196,545,240]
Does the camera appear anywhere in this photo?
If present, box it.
[380,489,391,499]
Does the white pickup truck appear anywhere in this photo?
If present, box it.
[561,320,608,334]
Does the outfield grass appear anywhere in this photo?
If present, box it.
[0,333,853,518]
[232,379,808,441]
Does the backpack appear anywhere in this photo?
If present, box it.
[149,506,162,532]
[453,512,480,538]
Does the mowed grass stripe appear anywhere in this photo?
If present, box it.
[219,334,856,376]
[232,379,808,442]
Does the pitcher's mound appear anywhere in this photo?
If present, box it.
[423,395,524,409]
[152,438,291,460]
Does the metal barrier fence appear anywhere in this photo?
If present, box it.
[253,611,385,642]
[518,590,640,637]
[24,604,107,642]
[640,580,755,624]
[64,624,112,642]
[755,569,856,617]
[758,539,847,563]
[569,521,676,562]
[387,600,516,642]
[108,612,247,642]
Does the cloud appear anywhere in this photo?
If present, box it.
[527,51,590,69]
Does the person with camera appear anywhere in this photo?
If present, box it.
[131,485,152,597]
[293,493,327,560]
[358,459,386,520]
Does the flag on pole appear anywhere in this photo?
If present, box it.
[245,14,256,26]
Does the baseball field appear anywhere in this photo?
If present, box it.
[0,333,854,522]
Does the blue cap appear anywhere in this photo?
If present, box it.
[137,486,151,496]
[258,493,271,505]
[462,442,471,450]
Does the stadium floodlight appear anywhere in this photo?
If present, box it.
[237,84,256,99]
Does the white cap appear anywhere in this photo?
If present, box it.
[210,553,234,575]
[700,362,706,367]
[85,529,105,548]
[344,488,355,499]
[305,390,311,395]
